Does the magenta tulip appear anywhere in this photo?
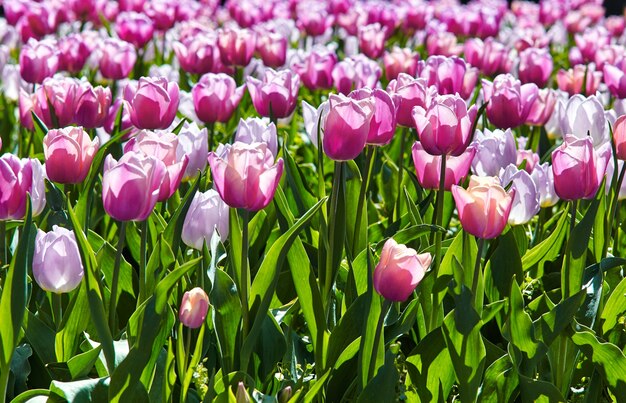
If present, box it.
[373,238,431,302]
[613,115,626,161]
[58,34,90,74]
[358,23,387,59]
[99,38,137,80]
[43,127,99,184]
[293,49,337,91]
[518,47,553,87]
[173,35,216,75]
[192,73,244,123]
[217,27,256,67]
[19,38,59,84]
[208,142,283,211]
[74,84,112,129]
[349,88,396,146]
[412,142,475,190]
[482,74,538,129]
[247,69,300,119]
[323,93,374,161]
[32,226,84,294]
[416,56,478,99]
[115,11,155,49]
[451,176,514,239]
[0,155,33,220]
[256,30,287,68]
[179,287,209,328]
[386,73,434,128]
[124,77,180,130]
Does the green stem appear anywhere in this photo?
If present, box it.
[562,200,578,300]
[207,122,215,153]
[0,366,10,403]
[394,127,408,221]
[0,221,6,268]
[109,221,127,332]
[353,146,376,255]
[472,238,486,310]
[180,327,192,403]
[605,162,626,257]
[240,210,250,341]
[367,299,391,382]
[52,293,63,331]
[428,154,447,332]
[139,220,148,304]
[324,162,344,313]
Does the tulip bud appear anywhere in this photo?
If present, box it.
[247,69,300,119]
[173,35,216,75]
[235,118,278,157]
[58,34,90,74]
[102,151,166,221]
[256,31,288,68]
[208,142,284,211]
[115,11,155,49]
[182,189,229,250]
[551,134,611,201]
[179,287,209,329]
[19,38,59,84]
[192,73,244,124]
[293,49,337,91]
[32,226,84,294]
[373,238,431,302]
[451,176,514,239]
[124,77,180,130]
[323,93,373,161]
[99,38,137,80]
[416,56,478,99]
[176,122,208,180]
[217,28,256,67]
[75,84,112,129]
[349,88,396,146]
[518,47,553,87]
[43,127,99,184]
[358,23,387,59]
[387,73,434,128]
[482,74,538,129]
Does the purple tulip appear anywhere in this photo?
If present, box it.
[247,69,300,119]
[124,77,180,130]
[33,226,84,294]
[182,189,229,250]
[482,74,538,129]
[192,73,244,124]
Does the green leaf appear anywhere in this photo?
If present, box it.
[504,280,544,362]
[479,355,518,403]
[11,389,51,403]
[67,202,116,374]
[211,269,241,375]
[66,346,102,380]
[163,173,200,254]
[485,230,523,302]
[55,282,91,362]
[50,377,110,403]
[521,209,568,271]
[0,198,34,371]
[600,274,626,334]
[518,374,565,403]
[328,294,370,369]
[22,309,56,365]
[357,350,399,403]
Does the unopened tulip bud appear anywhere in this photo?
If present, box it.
[179,287,209,328]
[33,226,84,294]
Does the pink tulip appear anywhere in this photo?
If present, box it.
[217,27,256,67]
[387,73,434,128]
[482,74,538,129]
[145,0,178,31]
[19,39,59,84]
[173,35,216,75]
[416,56,478,99]
[44,127,99,184]
[575,26,610,63]
[75,84,112,129]
[526,88,557,126]
[426,31,463,57]
[179,287,209,328]
[104,99,135,137]
[208,142,283,211]
[297,7,333,37]
[323,93,373,161]
[176,122,208,180]
[58,34,90,74]
[256,30,288,68]
[518,47,553,87]
[451,176,514,239]
[349,88,396,146]
[358,23,387,59]
[119,0,145,12]
[551,134,611,201]
[614,115,626,161]
[293,49,337,91]
[516,149,539,174]
[182,189,229,250]
[373,238,431,302]
[102,151,166,221]
[412,142,475,190]
[0,155,33,220]
[605,16,625,38]
[383,47,419,81]
[412,94,477,156]
[99,38,137,80]
[556,65,602,96]
[235,117,278,157]
[464,37,512,76]
[124,77,180,130]
[124,130,189,201]
[192,73,244,124]
[603,64,626,99]
[332,60,357,95]
[34,77,79,128]
[115,11,155,49]
[32,226,84,294]
[247,69,300,119]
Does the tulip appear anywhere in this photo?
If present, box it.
[115,11,155,49]
[575,26,610,63]
[302,100,329,147]
[192,73,244,124]
[516,148,539,174]
[482,74,538,129]
[464,37,512,76]
[416,56,478,99]
[293,49,337,91]
[451,176,514,239]
[614,115,626,161]
[236,382,251,403]
[426,31,462,57]
[471,128,518,177]
[176,122,208,180]
[383,47,419,81]
[323,93,373,161]
[499,164,540,225]
[182,189,229,250]
[32,226,84,294]
[124,130,189,201]
[373,238,431,302]
[74,84,112,129]
[43,127,99,184]
[217,28,256,67]
[145,0,177,31]
[531,162,559,207]
[173,35,216,75]
[556,64,602,96]
[518,47,553,87]
[358,23,387,59]
[102,151,166,221]
[208,142,284,211]
[297,7,333,37]
[256,30,288,68]
[349,88,396,146]
[124,77,180,130]
[179,287,209,328]
[247,69,300,119]
[99,38,137,80]
[235,117,278,157]
[332,59,358,95]
[412,142,475,190]
[526,88,557,126]
[412,94,477,156]
[58,34,90,74]
[19,38,59,84]
[551,134,611,201]
[104,99,135,137]
[386,73,434,128]
[0,155,33,221]
[559,94,608,148]
[603,64,626,99]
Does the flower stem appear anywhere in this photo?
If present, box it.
[353,146,376,256]
[138,220,148,304]
[109,221,127,333]
[394,127,408,221]
[240,209,250,341]
[367,299,391,382]
[324,161,344,313]
[52,293,63,331]
[207,122,215,153]
[562,200,578,299]
[472,238,486,310]
[605,162,626,257]
[428,154,447,332]
[0,221,6,268]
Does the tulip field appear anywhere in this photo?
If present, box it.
[5,0,626,401]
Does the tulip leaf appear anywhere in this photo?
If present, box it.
[600,269,626,334]
[55,282,90,362]
[484,230,523,302]
[0,198,34,372]
[478,354,519,403]
[283,141,317,217]
[10,389,52,403]
[211,268,241,375]
[67,202,116,374]
[357,349,400,403]
[50,377,111,403]
[521,208,568,271]
[163,173,201,254]
[22,309,56,365]
[241,196,326,370]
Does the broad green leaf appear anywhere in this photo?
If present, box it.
[211,269,241,375]
[518,374,565,403]
[485,230,523,303]
[357,350,400,403]
[55,283,90,362]
[600,274,626,334]
[521,209,568,271]
[504,280,544,362]
[162,173,200,254]
[50,377,110,403]
[328,294,370,369]
[478,354,518,403]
